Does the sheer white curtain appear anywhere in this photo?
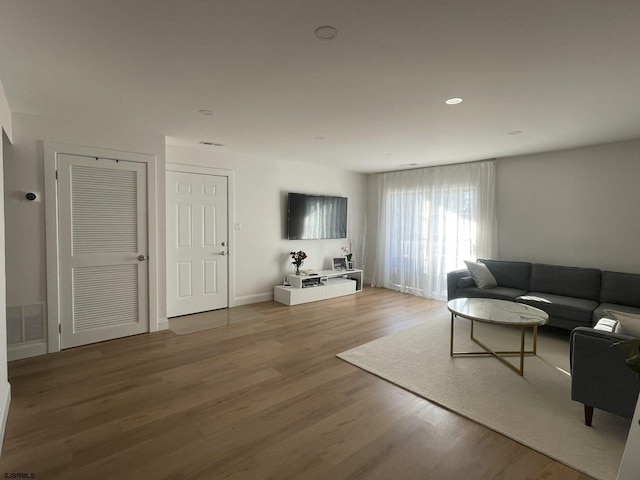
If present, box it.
[371,160,497,300]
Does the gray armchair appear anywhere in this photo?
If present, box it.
[570,327,640,425]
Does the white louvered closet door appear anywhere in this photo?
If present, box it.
[57,154,148,349]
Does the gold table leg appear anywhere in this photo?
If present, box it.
[450,314,539,376]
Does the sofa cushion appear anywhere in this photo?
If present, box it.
[529,263,601,301]
[594,303,640,324]
[464,260,497,288]
[456,286,528,302]
[604,309,640,338]
[478,259,531,290]
[517,292,598,325]
[600,271,640,308]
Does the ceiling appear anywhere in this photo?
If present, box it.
[1,0,639,173]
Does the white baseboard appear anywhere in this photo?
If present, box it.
[0,381,11,457]
[157,318,169,331]
[234,292,273,306]
[8,341,47,361]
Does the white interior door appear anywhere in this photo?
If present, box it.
[166,171,229,317]
[57,154,148,348]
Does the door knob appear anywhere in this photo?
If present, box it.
[138,255,146,261]
[220,251,227,256]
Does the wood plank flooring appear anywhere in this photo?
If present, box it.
[0,287,593,479]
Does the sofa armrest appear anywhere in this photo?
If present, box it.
[570,327,640,419]
[447,268,470,301]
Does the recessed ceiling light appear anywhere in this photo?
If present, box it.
[508,130,522,136]
[314,26,338,40]
[198,109,213,115]
[445,98,463,105]
[399,163,419,167]
[199,141,224,146]
[314,136,325,141]
[385,153,394,157]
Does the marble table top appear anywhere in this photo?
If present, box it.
[447,298,549,326]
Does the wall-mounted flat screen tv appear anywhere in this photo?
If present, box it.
[287,193,348,240]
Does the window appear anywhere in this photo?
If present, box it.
[372,161,496,300]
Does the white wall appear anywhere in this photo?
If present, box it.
[364,174,378,283]
[4,113,167,346]
[166,145,368,304]
[497,139,640,272]
[0,78,12,453]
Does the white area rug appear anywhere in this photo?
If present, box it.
[337,317,631,480]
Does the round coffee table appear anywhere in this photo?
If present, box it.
[447,297,549,375]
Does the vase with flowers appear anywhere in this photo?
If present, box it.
[342,245,353,264]
[290,250,307,275]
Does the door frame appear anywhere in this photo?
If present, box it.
[166,163,235,312]
[44,142,158,353]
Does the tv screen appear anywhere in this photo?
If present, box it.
[287,193,348,240]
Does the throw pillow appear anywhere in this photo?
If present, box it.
[464,260,498,289]
[604,309,640,338]
[593,318,618,333]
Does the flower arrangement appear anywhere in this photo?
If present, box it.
[342,245,353,262]
[290,250,307,275]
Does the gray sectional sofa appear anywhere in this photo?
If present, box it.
[448,259,640,424]
[447,259,640,330]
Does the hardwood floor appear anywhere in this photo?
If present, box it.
[0,287,593,479]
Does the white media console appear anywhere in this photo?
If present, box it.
[274,269,363,306]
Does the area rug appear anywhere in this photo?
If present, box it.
[337,317,631,480]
